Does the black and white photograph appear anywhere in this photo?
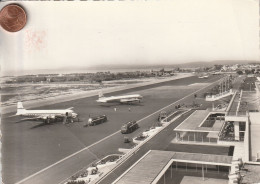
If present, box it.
[0,0,260,184]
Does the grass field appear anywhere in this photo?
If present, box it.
[0,76,179,105]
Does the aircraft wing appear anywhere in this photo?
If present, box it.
[66,107,74,110]
[30,115,57,120]
[20,116,45,121]
[97,98,120,103]
[9,114,19,118]
[97,95,141,103]
[120,98,140,103]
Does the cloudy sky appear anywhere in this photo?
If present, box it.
[0,0,259,75]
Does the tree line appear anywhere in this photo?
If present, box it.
[5,71,161,84]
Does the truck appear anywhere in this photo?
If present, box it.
[86,115,107,126]
[121,120,139,134]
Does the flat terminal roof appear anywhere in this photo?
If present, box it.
[227,92,243,116]
[114,150,175,184]
[114,150,232,184]
[174,110,224,132]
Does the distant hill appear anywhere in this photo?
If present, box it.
[172,60,260,68]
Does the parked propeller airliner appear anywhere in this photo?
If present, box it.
[14,102,78,124]
[198,75,209,79]
[96,92,143,104]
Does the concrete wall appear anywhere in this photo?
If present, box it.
[244,117,250,162]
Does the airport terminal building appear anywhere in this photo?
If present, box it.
[111,79,260,184]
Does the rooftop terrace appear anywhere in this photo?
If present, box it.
[175,110,225,132]
[227,92,246,116]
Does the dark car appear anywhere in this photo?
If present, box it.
[158,111,167,121]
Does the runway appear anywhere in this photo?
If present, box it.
[2,75,223,184]
[2,73,192,114]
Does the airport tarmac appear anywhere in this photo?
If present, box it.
[1,73,192,114]
[1,75,223,184]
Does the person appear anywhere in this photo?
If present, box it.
[114,107,117,112]
[128,107,131,112]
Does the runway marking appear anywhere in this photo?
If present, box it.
[15,76,223,184]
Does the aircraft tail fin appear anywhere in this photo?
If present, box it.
[16,102,26,115]
[98,91,104,98]
[18,102,24,109]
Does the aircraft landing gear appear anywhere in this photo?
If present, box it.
[63,116,67,124]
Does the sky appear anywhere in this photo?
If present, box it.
[0,0,259,75]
